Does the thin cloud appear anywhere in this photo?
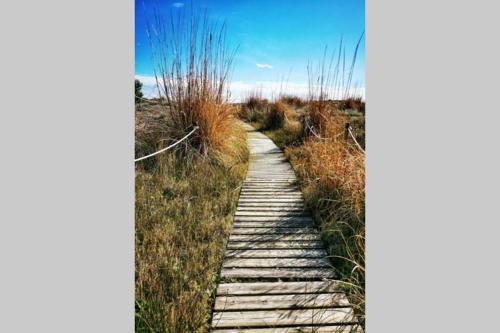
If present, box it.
[256,63,273,69]
[172,2,184,8]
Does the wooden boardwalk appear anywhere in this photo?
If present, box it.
[210,125,362,332]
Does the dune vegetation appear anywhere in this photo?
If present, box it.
[135,12,248,332]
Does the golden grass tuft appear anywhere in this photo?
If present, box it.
[279,95,306,108]
[262,100,287,130]
[284,114,365,323]
[144,10,242,165]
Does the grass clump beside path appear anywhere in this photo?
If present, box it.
[135,152,247,332]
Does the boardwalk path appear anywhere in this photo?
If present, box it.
[210,125,362,332]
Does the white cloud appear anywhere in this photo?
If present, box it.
[135,75,158,86]
[135,75,160,98]
[172,2,184,8]
[256,63,273,69]
[134,75,365,102]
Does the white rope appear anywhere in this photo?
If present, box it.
[347,125,365,154]
[135,126,199,162]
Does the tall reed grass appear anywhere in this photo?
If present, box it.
[145,8,244,165]
[136,7,249,332]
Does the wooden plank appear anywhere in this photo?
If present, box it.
[239,195,303,198]
[245,178,296,181]
[220,268,336,280]
[226,241,324,249]
[242,183,297,187]
[225,249,327,258]
[243,181,296,184]
[235,211,308,217]
[223,258,331,268]
[238,197,304,204]
[240,193,301,196]
[238,196,302,201]
[241,189,301,193]
[231,227,315,235]
[214,293,349,311]
[211,308,354,328]
[217,281,342,296]
[237,207,305,212]
[211,325,363,333]
[229,234,320,242]
[234,216,313,222]
[233,222,311,228]
[236,205,305,210]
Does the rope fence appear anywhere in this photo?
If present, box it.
[134,126,199,162]
[345,123,365,154]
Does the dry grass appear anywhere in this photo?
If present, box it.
[136,8,249,332]
[285,114,365,324]
[135,152,247,333]
[262,100,287,130]
[344,96,365,113]
[240,90,269,122]
[279,95,306,108]
[145,9,241,165]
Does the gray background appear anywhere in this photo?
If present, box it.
[0,0,134,332]
[0,0,499,332]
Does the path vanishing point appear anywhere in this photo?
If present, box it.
[210,124,362,332]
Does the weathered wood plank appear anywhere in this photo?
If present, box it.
[239,196,302,199]
[240,192,301,195]
[235,211,308,217]
[238,199,304,203]
[231,227,315,235]
[245,178,295,180]
[242,183,297,187]
[241,189,301,193]
[233,222,311,228]
[226,241,324,249]
[216,281,342,296]
[237,207,305,212]
[243,181,296,184]
[222,258,331,268]
[237,201,304,205]
[211,325,363,333]
[234,216,313,222]
[220,267,336,280]
[229,234,320,242]
[211,308,354,328]
[214,293,349,311]
[225,249,327,258]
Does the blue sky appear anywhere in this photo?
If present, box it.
[135,0,365,101]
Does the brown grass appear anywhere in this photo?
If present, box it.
[240,90,269,122]
[145,9,241,164]
[136,8,249,332]
[135,152,247,332]
[262,100,287,129]
[279,95,306,108]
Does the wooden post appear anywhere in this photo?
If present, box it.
[344,123,350,141]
